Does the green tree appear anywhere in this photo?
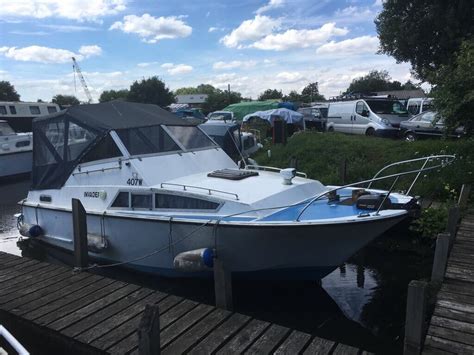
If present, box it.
[52,94,80,108]
[283,90,302,102]
[0,81,20,101]
[344,70,403,94]
[258,89,283,101]
[375,0,473,81]
[203,89,242,113]
[431,40,474,134]
[128,76,175,107]
[175,87,200,95]
[301,82,325,102]
[402,80,420,90]
[99,89,129,103]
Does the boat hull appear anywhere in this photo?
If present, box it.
[0,150,32,178]
[21,205,406,280]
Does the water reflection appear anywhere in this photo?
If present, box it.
[0,179,430,354]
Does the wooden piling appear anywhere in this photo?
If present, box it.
[458,184,471,208]
[213,258,233,311]
[445,205,460,247]
[404,280,427,355]
[138,304,160,355]
[431,233,450,283]
[72,198,88,268]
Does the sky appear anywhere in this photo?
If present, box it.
[0,0,419,103]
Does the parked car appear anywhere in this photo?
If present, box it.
[207,110,235,122]
[406,98,433,117]
[399,111,464,141]
[326,98,408,137]
[297,104,328,131]
[174,108,206,123]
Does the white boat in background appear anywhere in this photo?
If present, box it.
[0,101,60,132]
[16,102,454,280]
[0,120,32,179]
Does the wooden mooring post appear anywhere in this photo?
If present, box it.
[446,205,460,247]
[431,233,450,283]
[138,304,161,355]
[72,198,88,268]
[213,258,233,311]
[404,280,428,355]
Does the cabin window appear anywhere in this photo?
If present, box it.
[9,106,16,114]
[0,106,6,115]
[29,106,41,115]
[15,140,30,148]
[47,106,58,114]
[166,126,216,150]
[81,134,122,163]
[111,192,129,208]
[117,125,180,156]
[155,193,219,210]
[131,194,152,209]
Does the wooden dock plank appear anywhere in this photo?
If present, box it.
[424,335,474,354]
[429,315,474,335]
[61,286,154,338]
[48,283,141,332]
[332,343,360,355]
[161,308,231,355]
[188,313,251,354]
[243,323,290,354]
[76,291,167,345]
[273,330,312,354]
[216,319,270,354]
[302,336,336,354]
[102,295,184,354]
[427,325,474,346]
[434,306,474,324]
[33,280,126,326]
[0,252,369,355]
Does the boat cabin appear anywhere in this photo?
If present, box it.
[0,101,60,132]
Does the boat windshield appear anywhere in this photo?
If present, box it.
[116,125,181,156]
[166,126,217,150]
[366,100,408,115]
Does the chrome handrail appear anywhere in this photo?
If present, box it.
[160,182,239,200]
[295,154,455,222]
[367,155,455,193]
[245,164,307,178]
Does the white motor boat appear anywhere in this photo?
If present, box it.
[17,102,454,280]
[0,120,33,179]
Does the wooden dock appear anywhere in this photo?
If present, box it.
[423,209,474,354]
[0,251,370,354]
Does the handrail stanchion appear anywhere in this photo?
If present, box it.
[375,176,399,216]
[407,157,430,195]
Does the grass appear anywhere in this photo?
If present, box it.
[253,132,474,201]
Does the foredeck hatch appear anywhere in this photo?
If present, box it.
[207,169,259,180]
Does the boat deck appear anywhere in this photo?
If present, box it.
[423,209,474,353]
[0,251,372,354]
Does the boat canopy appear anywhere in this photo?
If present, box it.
[31,101,195,190]
[242,108,304,127]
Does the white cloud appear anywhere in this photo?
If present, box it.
[0,0,126,21]
[252,22,348,51]
[137,61,159,67]
[275,71,305,83]
[373,0,383,7]
[0,45,102,63]
[161,63,193,75]
[213,60,257,70]
[39,24,99,32]
[110,14,192,43]
[316,35,379,55]
[208,27,218,32]
[220,15,281,48]
[78,45,102,58]
[255,0,284,15]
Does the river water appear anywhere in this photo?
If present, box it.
[0,177,432,354]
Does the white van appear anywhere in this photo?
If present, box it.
[406,98,433,117]
[326,98,408,137]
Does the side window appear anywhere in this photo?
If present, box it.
[47,106,58,114]
[131,194,152,209]
[15,140,31,148]
[420,112,435,122]
[9,106,16,114]
[155,193,220,210]
[356,102,368,116]
[111,192,129,208]
[29,106,41,115]
[0,106,6,115]
[408,103,419,115]
[81,134,122,163]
